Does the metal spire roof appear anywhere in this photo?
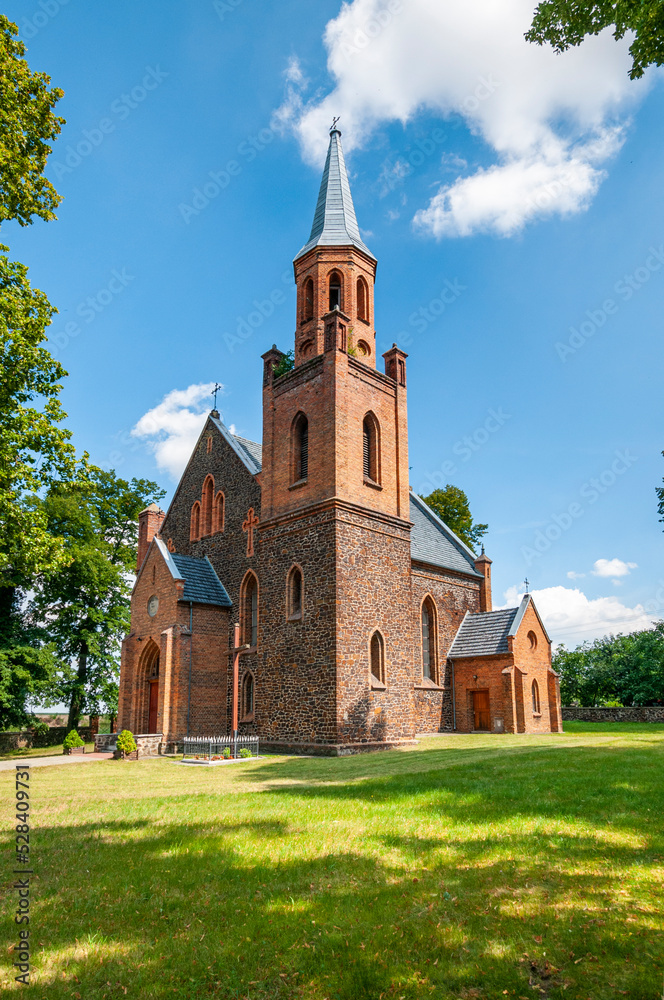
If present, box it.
[295,127,376,262]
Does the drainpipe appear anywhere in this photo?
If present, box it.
[186,602,193,736]
[450,659,457,731]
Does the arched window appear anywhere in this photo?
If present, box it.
[241,573,259,648]
[362,412,380,484]
[328,270,342,311]
[292,412,309,483]
[528,630,538,650]
[214,491,225,533]
[190,502,201,541]
[287,566,303,620]
[532,679,541,714]
[201,475,214,536]
[421,597,437,683]
[357,277,369,322]
[241,671,255,721]
[303,277,314,322]
[370,631,385,685]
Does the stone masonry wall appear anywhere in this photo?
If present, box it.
[562,706,664,722]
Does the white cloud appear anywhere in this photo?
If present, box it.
[278,0,652,237]
[131,383,218,480]
[501,584,655,648]
[592,557,638,578]
[566,570,585,580]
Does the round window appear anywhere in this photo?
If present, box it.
[528,630,537,650]
[147,595,159,618]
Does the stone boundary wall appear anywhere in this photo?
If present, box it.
[0,727,96,752]
[562,706,664,723]
[95,733,163,757]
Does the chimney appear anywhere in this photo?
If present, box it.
[474,546,492,612]
[137,503,166,572]
[383,343,407,386]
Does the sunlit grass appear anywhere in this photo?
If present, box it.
[1,724,663,998]
[0,742,95,761]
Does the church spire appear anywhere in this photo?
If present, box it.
[295,125,376,262]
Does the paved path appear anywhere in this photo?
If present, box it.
[0,752,114,771]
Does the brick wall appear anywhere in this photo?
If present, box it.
[510,602,555,734]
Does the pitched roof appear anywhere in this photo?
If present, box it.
[295,128,376,262]
[409,493,482,577]
[449,607,520,658]
[154,539,232,607]
[209,415,262,475]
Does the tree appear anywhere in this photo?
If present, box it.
[526,1,664,80]
[0,15,64,226]
[30,463,165,731]
[553,624,664,705]
[420,485,488,552]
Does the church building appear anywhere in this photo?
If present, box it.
[117,126,562,753]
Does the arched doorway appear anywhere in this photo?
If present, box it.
[138,640,160,733]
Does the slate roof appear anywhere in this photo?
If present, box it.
[233,434,262,472]
[449,607,520,658]
[409,493,482,578]
[295,128,376,262]
[153,539,232,607]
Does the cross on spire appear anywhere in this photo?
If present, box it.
[211,383,222,410]
[524,578,530,594]
[242,507,259,557]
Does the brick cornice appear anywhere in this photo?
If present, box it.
[258,495,412,533]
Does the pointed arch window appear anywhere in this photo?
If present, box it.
[190,501,201,541]
[292,412,309,483]
[362,412,380,484]
[241,573,259,648]
[532,679,541,714]
[241,671,255,722]
[328,271,342,312]
[357,276,369,322]
[421,597,437,683]
[370,631,385,686]
[214,491,225,533]
[201,475,214,536]
[303,277,314,322]
[287,565,303,620]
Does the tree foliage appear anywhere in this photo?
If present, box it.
[526,1,664,80]
[0,15,64,225]
[554,623,664,705]
[420,485,488,552]
[30,463,165,730]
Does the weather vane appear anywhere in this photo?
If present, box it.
[331,116,340,131]
[524,577,530,594]
[211,383,222,409]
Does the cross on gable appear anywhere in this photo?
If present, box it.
[242,507,259,557]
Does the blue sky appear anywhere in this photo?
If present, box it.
[5,0,664,647]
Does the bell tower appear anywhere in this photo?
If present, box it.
[292,125,378,368]
[258,125,415,752]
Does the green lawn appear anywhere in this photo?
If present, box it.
[0,742,96,761]
[1,723,663,999]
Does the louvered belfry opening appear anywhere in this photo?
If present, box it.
[363,414,378,482]
[292,412,309,483]
[363,421,371,478]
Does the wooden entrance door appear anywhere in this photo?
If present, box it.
[473,690,490,731]
[148,679,159,733]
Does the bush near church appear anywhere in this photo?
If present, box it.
[115,729,137,760]
[62,730,85,754]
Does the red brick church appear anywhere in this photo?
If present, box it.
[117,126,562,753]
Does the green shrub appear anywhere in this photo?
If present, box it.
[239,747,252,758]
[31,721,50,738]
[222,746,231,759]
[63,730,84,749]
[116,730,137,757]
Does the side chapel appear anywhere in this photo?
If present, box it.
[118,126,562,753]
